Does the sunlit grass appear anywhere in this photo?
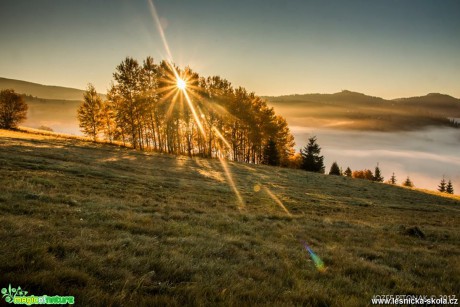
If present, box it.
[0,129,459,305]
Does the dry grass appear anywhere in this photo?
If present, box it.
[0,129,459,306]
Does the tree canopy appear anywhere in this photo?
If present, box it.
[0,89,28,129]
[79,57,295,164]
[77,84,103,141]
[352,169,374,181]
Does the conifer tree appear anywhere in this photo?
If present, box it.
[344,167,352,177]
[329,161,341,176]
[403,176,414,188]
[364,169,374,181]
[389,172,397,185]
[446,180,454,194]
[262,138,280,166]
[373,163,384,182]
[438,177,447,193]
[300,136,325,173]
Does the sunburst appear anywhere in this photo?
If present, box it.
[177,78,186,90]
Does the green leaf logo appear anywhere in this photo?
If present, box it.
[2,284,28,304]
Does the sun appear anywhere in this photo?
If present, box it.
[177,78,186,90]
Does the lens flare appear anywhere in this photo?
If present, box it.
[302,241,326,272]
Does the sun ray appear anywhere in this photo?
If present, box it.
[157,85,178,94]
[182,89,206,138]
[148,0,246,213]
[218,156,244,210]
[147,0,173,62]
[263,186,292,216]
[212,126,231,150]
[158,87,178,101]
[165,91,180,120]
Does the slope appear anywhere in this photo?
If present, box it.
[0,129,459,306]
[0,77,87,100]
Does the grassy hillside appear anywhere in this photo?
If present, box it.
[265,91,460,131]
[0,129,459,306]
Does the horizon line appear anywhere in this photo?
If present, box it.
[1,75,458,101]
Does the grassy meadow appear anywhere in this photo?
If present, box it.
[0,129,459,306]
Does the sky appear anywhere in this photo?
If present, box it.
[1,0,460,98]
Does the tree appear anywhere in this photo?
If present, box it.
[0,89,28,129]
[373,163,384,182]
[97,56,295,162]
[300,136,325,173]
[403,176,414,188]
[389,172,397,185]
[112,57,143,148]
[262,138,280,166]
[352,169,374,181]
[286,153,302,169]
[438,177,447,193]
[344,167,352,177]
[77,84,103,141]
[101,100,116,143]
[329,161,341,176]
[446,180,454,194]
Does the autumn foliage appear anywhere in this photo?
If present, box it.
[79,57,295,165]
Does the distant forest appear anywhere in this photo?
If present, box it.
[78,57,295,165]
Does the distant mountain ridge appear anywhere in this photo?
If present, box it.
[1,77,459,132]
[263,90,459,105]
[0,77,105,100]
[264,90,460,131]
[2,77,458,107]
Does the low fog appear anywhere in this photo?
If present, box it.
[292,126,460,194]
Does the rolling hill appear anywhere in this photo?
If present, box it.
[0,77,89,100]
[265,90,460,131]
[0,129,459,305]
